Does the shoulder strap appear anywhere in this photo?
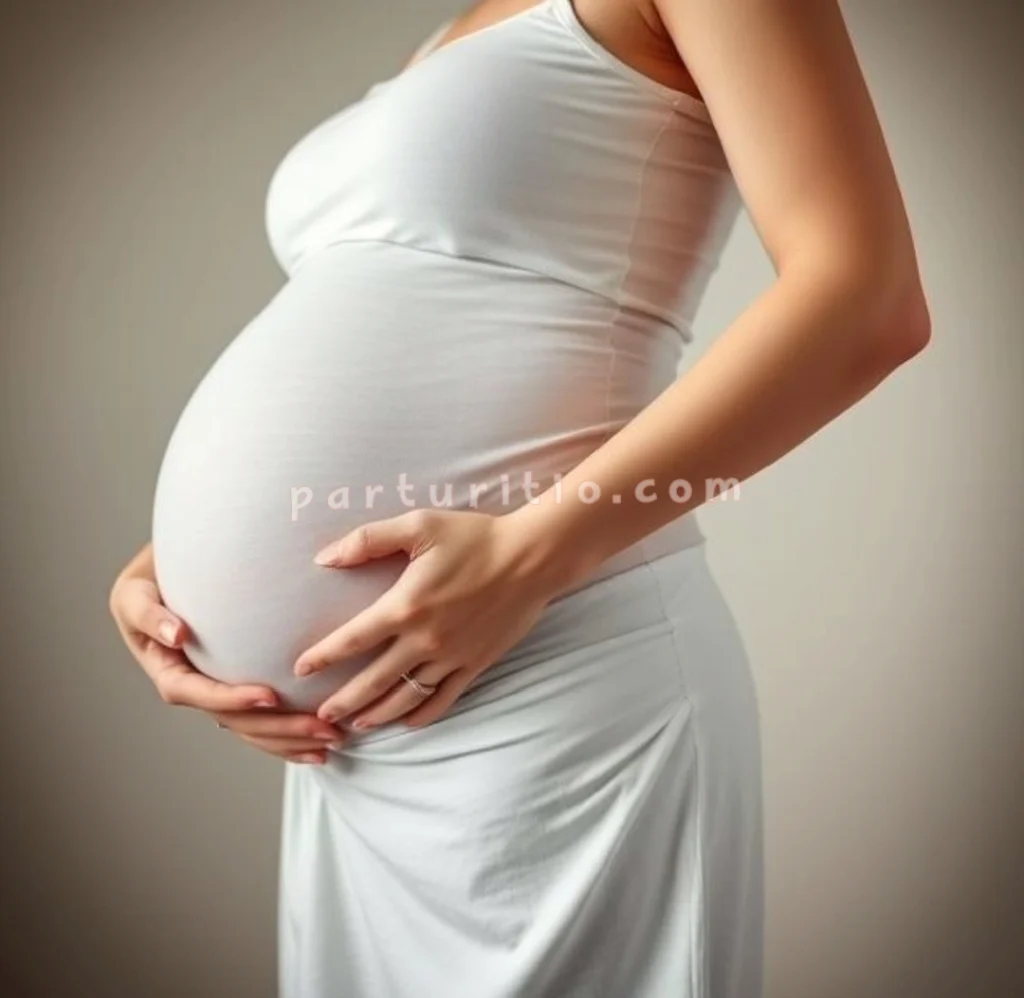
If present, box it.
[408,16,458,63]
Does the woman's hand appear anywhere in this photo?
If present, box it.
[109,543,345,763]
[293,508,571,731]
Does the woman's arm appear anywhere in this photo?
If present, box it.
[507,0,932,594]
[294,0,931,730]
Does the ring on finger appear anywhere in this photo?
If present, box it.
[400,669,437,698]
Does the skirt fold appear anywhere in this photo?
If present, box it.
[278,543,763,998]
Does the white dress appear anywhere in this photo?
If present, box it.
[150,1,763,994]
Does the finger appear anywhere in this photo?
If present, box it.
[346,663,451,731]
[401,669,474,728]
[313,510,430,568]
[120,579,189,647]
[152,659,279,712]
[293,595,410,677]
[237,736,328,764]
[212,710,344,743]
[233,733,343,754]
[315,636,442,723]
[129,635,197,690]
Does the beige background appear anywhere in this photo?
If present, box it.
[1,0,1021,995]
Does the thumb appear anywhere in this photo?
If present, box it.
[314,514,425,567]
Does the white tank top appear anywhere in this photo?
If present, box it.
[265,0,740,340]
[152,0,743,709]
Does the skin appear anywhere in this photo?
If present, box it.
[110,0,931,758]
[109,544,346,763]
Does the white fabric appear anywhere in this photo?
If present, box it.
[150,0,761,994]
[279,543,763,998]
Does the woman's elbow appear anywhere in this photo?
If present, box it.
[834,242,933,374]
[790,235,933,374]
[867,272,933,372]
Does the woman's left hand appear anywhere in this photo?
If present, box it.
[293,508,568,731]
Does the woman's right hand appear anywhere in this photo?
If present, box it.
[109,542,345,763]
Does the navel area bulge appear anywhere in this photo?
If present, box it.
[151,240,684,710]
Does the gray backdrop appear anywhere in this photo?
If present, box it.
[1,0,1021,995]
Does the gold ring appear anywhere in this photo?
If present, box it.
[400,671,437,698]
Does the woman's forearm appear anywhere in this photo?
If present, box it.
[506,262,931,594]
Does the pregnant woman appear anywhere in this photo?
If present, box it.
[109,0,931,995]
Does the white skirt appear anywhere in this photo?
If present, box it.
[277,541,764,998]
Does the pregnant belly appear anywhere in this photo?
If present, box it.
[151,240,681,710]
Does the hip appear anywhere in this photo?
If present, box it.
[319,540,756,772]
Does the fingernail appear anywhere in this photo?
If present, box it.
[326,741,344,751]
[294,661,312,678]
[351,718,375,731]
[313,545,337,566]
[296,752,325,764]
[159,620,179,643]
[253,699,277,708]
